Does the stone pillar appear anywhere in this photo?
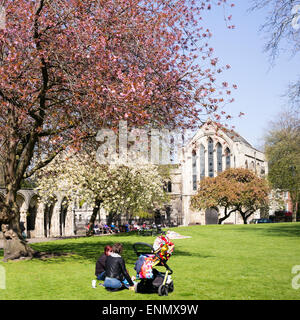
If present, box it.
[34,202,45,238]
[19,202,28,232]
[182,195,190,226]
[50,201,61,237]
[181,146,194,226]
[65,204,75,237]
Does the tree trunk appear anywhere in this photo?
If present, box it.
[1,223,35,262]
[218,207,236,225]
[292,201,298,222]
[290,192,298,222]
[242,216,248,224]
[239,210,254,224]
[237,210,248,224]
[1,186,36,261]
[1,120,38,260]
[86,199,102,237]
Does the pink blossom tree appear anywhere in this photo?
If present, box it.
[0,0,235,260]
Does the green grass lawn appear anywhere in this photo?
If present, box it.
[0,223,300,300]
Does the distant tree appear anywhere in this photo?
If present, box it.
[250,0,300,107]
[190,174,238,224]
[191,168,270,224]
[264,109,300,221]
[250,0,300,58]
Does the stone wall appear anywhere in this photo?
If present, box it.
[0,189,76,239]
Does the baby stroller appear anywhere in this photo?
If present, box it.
[133,235,174,296]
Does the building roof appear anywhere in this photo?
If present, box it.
[185,120,254,149]
[227,130,253,148]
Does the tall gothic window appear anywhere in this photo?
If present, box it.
[225,147,231,169]
[208,137,214,177]
[167,181,172,192]
[200,144,205,180]
[163,180,172,193]
[217,142,222,173]
[192,150,197,190]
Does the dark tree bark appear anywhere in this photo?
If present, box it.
[238,209,254,224]
[218,206,237,224]
[86,199,102,237]
[1,224,35,262]
[0,0,48,260]
[290,191,299,223]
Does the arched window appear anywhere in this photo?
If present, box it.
[208,138,214,177]
[217,142,222,173]
[163,180,172,193]
[167,181,172,193]
[225,147,231,169]
[200,144,205,180]
[192,150,197,190]
[245,160,248,169]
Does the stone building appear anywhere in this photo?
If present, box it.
[164,121,268,226]
[0,121,269,239]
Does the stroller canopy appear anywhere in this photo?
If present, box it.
[134,235,174,279]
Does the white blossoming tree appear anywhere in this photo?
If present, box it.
[35,151,168,235]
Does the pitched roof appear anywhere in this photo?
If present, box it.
[228,131,253,148]
[185,120,254,149]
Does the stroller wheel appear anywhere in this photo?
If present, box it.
[158,284,168,296]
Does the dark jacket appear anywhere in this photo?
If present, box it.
[95,253,107,276]
[105,254,134,286]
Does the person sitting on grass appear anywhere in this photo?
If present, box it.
[124,222,130,232]
[95,245,112,281]
[103,243,135,291]
[104,224,112,234]
[93,223,100,235]
[110,222,117,233]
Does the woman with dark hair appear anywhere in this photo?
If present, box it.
[95,245,112,281]
[104,243,135,291]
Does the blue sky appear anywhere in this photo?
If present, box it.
[201,0,300,149]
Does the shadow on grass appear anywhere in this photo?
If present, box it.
[234,222,300,238]
[25,235,213,265]
[0,229,211,263]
